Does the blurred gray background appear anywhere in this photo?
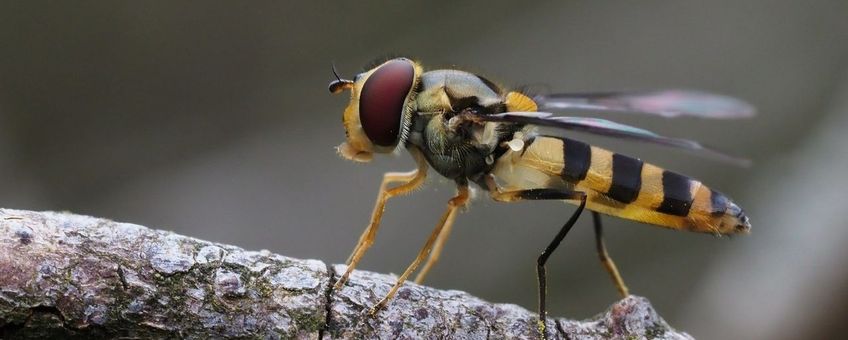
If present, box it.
[1,1,847,339]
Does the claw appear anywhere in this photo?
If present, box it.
[537,319,549,339]
[367,303,384,316]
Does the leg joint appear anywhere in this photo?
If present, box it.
[537,255,547,266]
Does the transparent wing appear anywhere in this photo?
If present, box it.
[472,111,750,166]
[533,90,755,119]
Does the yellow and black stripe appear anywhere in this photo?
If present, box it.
[561,138,590,182]
[493,136,750,235]
[656,170,693,216]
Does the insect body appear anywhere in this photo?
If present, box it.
[329,57,752,337]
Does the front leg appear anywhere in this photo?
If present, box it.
[334,148,429,290]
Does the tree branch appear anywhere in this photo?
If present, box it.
[0,209,691,339]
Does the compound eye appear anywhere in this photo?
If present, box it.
[359,59,415,147]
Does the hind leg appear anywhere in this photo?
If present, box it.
[487,176,587,338]
[592,212,629,298]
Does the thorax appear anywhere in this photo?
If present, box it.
[406,70,520,185]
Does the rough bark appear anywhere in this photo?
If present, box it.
[0,208,691,339]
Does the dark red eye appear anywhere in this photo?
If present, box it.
[359,59,415,147]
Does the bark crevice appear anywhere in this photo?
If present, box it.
[319,262,337,339]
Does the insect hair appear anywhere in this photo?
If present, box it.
[363,53,408,71]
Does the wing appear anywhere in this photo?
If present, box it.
[533,90,755,119]
[471,111,750,166]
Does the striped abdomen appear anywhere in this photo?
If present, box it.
[492,136,751,235]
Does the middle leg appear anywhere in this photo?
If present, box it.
[413,205,460,284]
[369,184,470,314]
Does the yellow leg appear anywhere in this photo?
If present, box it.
[413,189,464,284]
[592,212,629,298]
[369,185,470,314]
[334,148,429,290]
[342,167,421,265]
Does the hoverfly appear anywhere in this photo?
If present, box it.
[328,57,752,337]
